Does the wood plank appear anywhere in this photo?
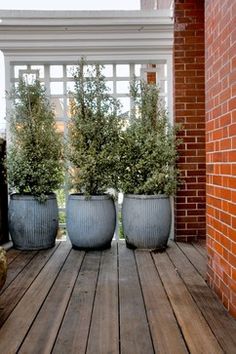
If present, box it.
[52,251,101,354]
[1,250,38,293]
[167,241,236,354]
[153,251,224,354]
[86,242,119,354]
[135,250,188,354]
[192,241,207,259]
[0,243,60,327]
[18,248,85,354]
[177,242,206,279]
[119,244,154,354]
[0,241,71,354]
[6,248,21,265]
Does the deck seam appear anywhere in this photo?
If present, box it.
[167,245,233,353]
[150,251,191,354]
[17,243,72,352]
[50,249,86,353]
[84,250,102,354]
[134,250,156,354]
[1,250,39,294]
[6,249,22,265]
[175,242,206,280]
[191,242,207,259]
[165,247,226,354]
[0,242,61,327]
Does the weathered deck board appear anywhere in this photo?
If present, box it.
[177,242,207,278]
[52,251,101,354]
[6,248,21,265]
[135,250,188,354]
[1,250,37,292]
[0,240,234,354]
[0,241,71,354]
[153,251,223,354]
[167,241,236,354]
[18,249,85,354]
[192,240,207,259]
[86,244,119,354]
[0,243,60,326]
[119,244,154,354]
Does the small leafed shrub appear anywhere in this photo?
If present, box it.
[6,79,64,201]
[67,59,123,196]
[118,79,182,195]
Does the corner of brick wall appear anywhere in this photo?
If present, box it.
[205,0,236,318]
[174,0,206,241]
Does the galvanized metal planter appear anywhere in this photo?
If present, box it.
[67,194,116,250]
[9,193,58,250]
[122,194,171,250]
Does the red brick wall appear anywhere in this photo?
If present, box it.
[174,0,206,241]
[205,0,236,318]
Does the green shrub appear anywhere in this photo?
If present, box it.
[6,79,64,201]
[118,79,182,195]
[67,59,122,196]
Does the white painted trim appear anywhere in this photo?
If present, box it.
[0,10,173,60]
[0,9,172,23]
[4,56,11,144]
[3,55,172,64]
[166,53,174,239]
[167,54,173,124]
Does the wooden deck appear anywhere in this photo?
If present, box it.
[0,240,236,354]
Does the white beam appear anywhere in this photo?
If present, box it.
[0,10,173,60]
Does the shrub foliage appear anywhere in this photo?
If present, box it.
[7,79,64,201]
[67,59,122,196]
[119,80,181,195]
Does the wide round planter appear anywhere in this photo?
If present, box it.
[9,193,59,250]
[122,194,171,250]
[67,194,116,250]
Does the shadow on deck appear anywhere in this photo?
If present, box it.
[0,240,235,353]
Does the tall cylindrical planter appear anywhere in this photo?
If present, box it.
[9,193,58,250]
[67,194,116,250]
[122,194,171,250]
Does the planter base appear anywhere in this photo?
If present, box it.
[13,241,56,251]
[72,240,112,251]
[126,240,167,252]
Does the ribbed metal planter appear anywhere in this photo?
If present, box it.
[122,194,171,250]
[67,194,116,250]
[9,194,58,250]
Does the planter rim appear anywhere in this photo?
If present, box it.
[68,193,112,201]
[10,193,56,200]
[124,194,169,200]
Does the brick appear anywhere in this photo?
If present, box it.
[205,0,236,318]
[174,10,236,319]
